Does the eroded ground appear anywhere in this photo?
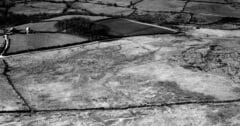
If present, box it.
[0,31,240,125]
[0,0,240,126]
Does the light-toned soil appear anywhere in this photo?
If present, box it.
[4,33,240,111]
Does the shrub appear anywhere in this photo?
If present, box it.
[55,17,112,40]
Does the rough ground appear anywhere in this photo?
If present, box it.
[0,0,240,126]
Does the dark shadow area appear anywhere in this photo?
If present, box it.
[96,18,178,36]
[204,17,240,25]
[55,17,115,40]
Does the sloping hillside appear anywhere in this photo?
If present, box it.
[0,0,240,126]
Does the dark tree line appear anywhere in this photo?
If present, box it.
[0,0,15,19]
[55,17,112,40]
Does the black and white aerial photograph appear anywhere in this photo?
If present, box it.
[0,0,240,125]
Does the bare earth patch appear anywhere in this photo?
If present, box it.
[3,34,240,111]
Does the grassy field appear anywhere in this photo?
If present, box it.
[96,18,177,36]
[7,33,87,54]
[71,2,134,16]
[88,0,141,6]
[136,0,185,12]
[185,2,240,18]
[10,2,65,15]
[4,17,177,54]
[4,18,177,54]
[45,15,108,21]
[14,15,108,32]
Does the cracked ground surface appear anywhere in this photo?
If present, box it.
[0,0,240,126]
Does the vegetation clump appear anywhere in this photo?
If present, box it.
[55,17,112,40]
[170,44,240,83]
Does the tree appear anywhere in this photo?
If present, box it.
[24,0,28,4]
[0,0,15,19]
[55,17,111,41]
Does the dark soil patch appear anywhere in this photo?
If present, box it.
[207,104,240,125]
[170,43,240,83]
[55,17,114,40]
